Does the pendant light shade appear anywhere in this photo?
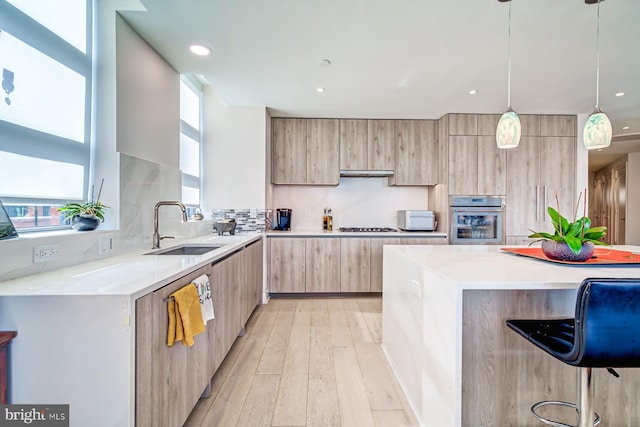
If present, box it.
[583,0,612,150]
[496,0,521,149]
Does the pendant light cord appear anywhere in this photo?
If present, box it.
[507,1,512,109]
[595,0,601,109]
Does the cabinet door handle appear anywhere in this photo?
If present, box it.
[535,185,540,222]
[543,186,548,222]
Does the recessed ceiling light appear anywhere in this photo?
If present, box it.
[317,87,325,93]
[623,126,630,130]
[189,44,212,56]
[615,92,625,97]
[468,90,477,95]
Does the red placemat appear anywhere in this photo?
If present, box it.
[501,247,640,265]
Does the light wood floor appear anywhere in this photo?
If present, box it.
[183,296,419,427]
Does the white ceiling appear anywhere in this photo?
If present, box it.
[120,0,640,171]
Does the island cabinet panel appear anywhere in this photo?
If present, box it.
[136,264,212,427]
[307,119,340,185]
[339,119,368,170]
[269,237,306,293]
[390,120,439,185]
[367,119,395,170]
[272,118,307,184]
[305,238,341,292]
[340,238,371,292]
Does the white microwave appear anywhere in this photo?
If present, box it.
[397,210,436,231]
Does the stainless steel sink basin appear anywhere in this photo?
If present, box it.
[145,244,224,256]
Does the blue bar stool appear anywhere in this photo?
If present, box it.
[506,278,640,427]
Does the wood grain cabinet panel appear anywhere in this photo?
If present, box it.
[305,238,341,292]
[448,136,478,195]
[476,114,500,136]
[272,118,307,184]
[477,136,506,196]
[370,238,402,292]
[448,114,478,136]
[540,115,576,137]
[340,119,368,170]
[340,238,371,292]
[391,120,438,185]
[269,238,306,293]
[367,119,395,170]
[307,119,340,185]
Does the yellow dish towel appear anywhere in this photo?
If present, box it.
[167,283,205,347]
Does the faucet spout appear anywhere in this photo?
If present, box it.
[152,201,188,249]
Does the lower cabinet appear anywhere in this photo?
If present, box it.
[135,239,263,427]
[268,236,446,294]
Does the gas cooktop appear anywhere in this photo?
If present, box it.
[339,227,397,232]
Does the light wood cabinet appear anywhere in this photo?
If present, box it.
[448,135,506,196]
[272,118,339,185]
[305,238,341,292]
[272,118,307,184]
[269,238,305,293]
[340,238,371,292]
[506,136,575,239]
[136,241,264,427]
[370,238,402,292]
[339,119,395,171]
[477,136,506,195]
[390,120,439,185]
[448,114,478,136]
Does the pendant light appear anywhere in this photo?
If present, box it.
[583,0,612,150]
[496,0,521,149]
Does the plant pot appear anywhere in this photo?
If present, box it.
[541,240,595,262]
[71,214,101,231]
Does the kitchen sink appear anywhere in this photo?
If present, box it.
[144,244,224,256]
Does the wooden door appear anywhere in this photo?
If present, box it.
[448,136,477,195]
[269,238,305,293]
[340,238,371,292]
[367,119,395,170]
[305,238,340,292]
[506,137,541,237]
[477,135,506,196]
[272,118,307,184]
[339,119,368,170]
[307,119,339,185]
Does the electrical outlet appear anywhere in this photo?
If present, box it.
[33,244,59,263]
[99,233,114,255]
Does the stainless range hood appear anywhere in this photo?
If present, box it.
[339,170,394,177]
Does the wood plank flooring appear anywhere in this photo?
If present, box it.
[184,296,419,427]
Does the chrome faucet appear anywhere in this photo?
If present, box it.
[152,201,188,249]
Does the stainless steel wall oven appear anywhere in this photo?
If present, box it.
[449,196,505,245]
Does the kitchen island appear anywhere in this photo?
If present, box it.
[382,244,640,427]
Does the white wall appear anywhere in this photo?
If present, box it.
[115,14,180,168]
[202,87,267,211]
[272,178,430,230]
[627,152,640,245]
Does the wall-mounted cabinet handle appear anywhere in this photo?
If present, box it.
[535,185,540,222]
[543,186,548,222]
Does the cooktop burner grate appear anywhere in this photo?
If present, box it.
[339,227,397,232]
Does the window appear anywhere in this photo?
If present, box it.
[180,77,202,216]
[0,0,93,231]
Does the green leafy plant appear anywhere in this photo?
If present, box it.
[59,179,109,223]
[528,192,608,255]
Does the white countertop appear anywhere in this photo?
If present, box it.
[0,233,262,298]
[388,244,640,290]
[267,229,447,238]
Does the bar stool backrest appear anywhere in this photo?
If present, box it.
[570,277,640,367]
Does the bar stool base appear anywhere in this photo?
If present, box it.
[531,401,601,427]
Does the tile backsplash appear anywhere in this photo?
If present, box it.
[211,209,267,233]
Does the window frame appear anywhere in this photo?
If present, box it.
[179,76,203,212]
[0,0,93,230]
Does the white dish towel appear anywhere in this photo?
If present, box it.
[193,274,215,323]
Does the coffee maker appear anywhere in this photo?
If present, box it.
[274,208,292,230]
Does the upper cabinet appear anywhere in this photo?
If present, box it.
[339,119,395,171]
[389,120,439,185]
[272,118,339,185]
